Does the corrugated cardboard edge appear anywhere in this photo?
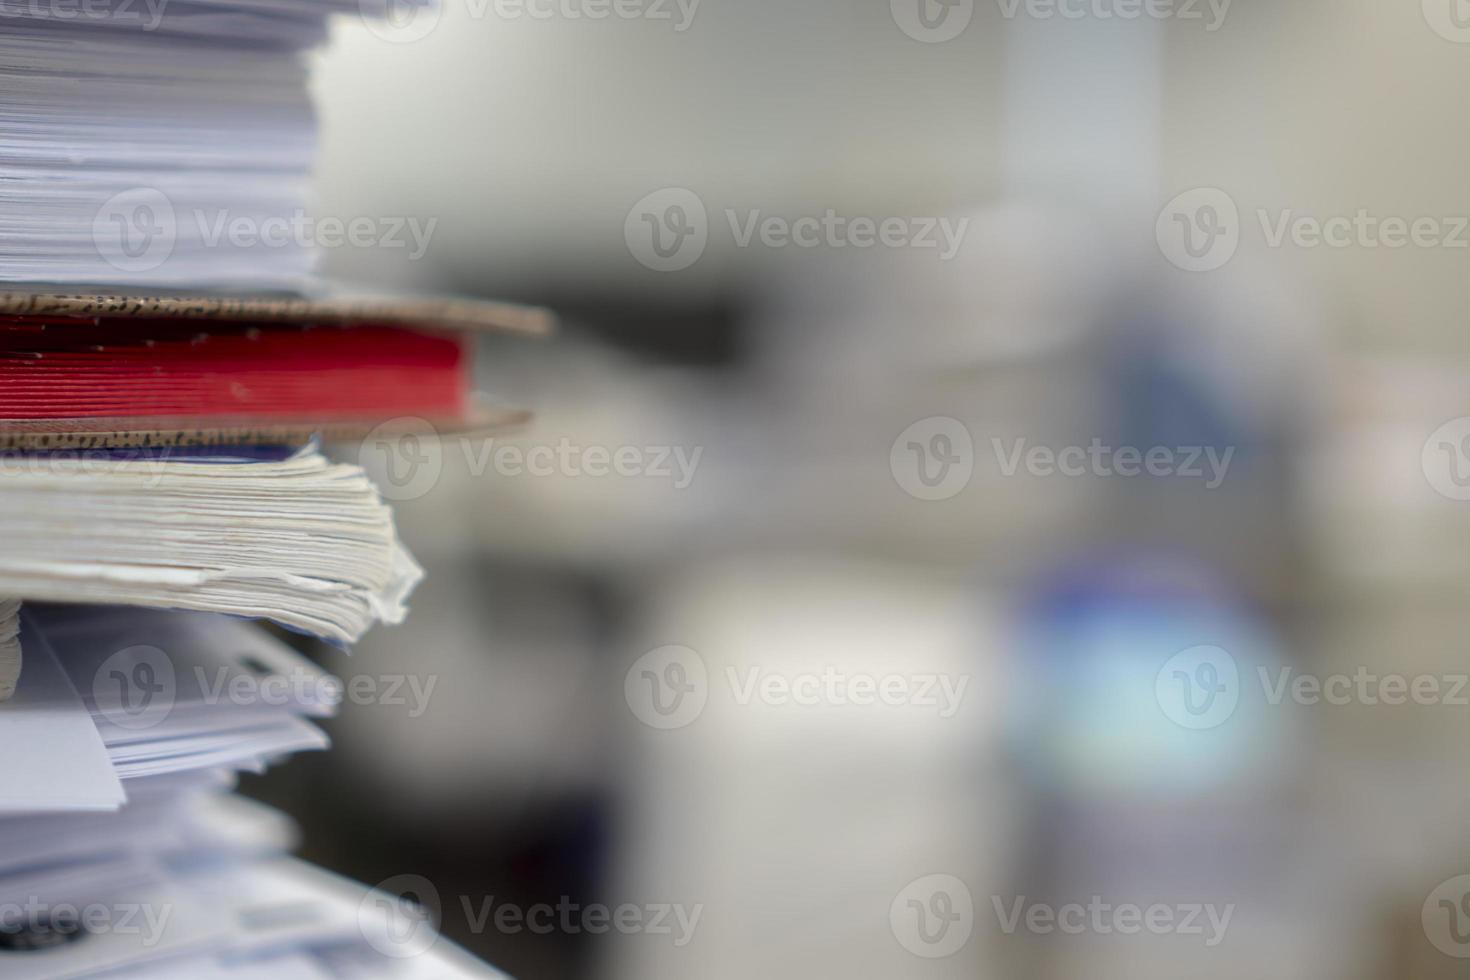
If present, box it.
[0,291,555,337]
[0,403,533,450]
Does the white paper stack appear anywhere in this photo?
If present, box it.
[0,0,507,972]
[0,446,422,646]
[0,0,423,288]
[0,605,498,979]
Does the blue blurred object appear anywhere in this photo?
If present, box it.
[1110,313,1263,471]
[1012,552,1290,799]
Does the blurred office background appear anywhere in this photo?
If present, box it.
[249,1,1470,977]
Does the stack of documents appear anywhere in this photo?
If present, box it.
[0,0,518,974]
[0,0,414,288]
[0,602,496,977]
[0,444,498,977]
[0,446,421,646]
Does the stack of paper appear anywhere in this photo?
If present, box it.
[0,446,421,645]
[0,440,496,977]
[0,601,496,977]
[0,0,416,288]
[0,0,519,974]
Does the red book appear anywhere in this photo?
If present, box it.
[0,292,549,448]
[0,318,467,421]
